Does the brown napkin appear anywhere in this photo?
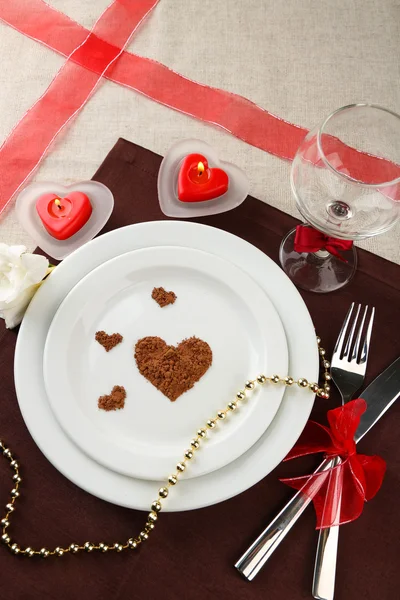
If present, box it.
[1,138,399,600]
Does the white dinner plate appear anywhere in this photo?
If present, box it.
[43,246,287,480]
[15,221,318,511]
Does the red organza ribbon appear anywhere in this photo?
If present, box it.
[1,0,400,215]
[281,399,386,529]
[0,0,160,216]
[294,225,353,262]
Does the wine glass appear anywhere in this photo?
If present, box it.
[279,104,400,293]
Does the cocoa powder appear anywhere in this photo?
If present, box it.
[98,385,126,411]
[95,331,123,352]
[134,336,212,401]
[151,287,177,308]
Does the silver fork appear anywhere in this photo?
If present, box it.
[312,302,375,600]
[235,303,375,583]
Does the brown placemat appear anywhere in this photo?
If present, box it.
[1,138,399,600]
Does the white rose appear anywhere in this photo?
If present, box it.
[0,244,49,329]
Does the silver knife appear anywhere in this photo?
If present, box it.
[312,354,400,600]
[235,356,400,581]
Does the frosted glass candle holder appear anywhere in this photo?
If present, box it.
[158,139,249,218]
[16,181,114,260]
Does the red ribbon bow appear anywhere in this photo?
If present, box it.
[280,399,386,529]
[294,225,353,262]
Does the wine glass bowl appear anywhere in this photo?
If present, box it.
[280,104,400,293]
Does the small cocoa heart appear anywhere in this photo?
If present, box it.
[98,385,126,411]
[95,330,123,352]
[151,286,177,308]
[135,336,212,401]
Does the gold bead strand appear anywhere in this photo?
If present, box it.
[1,440,22,553]
[0,335,330,558]
[316,334,331,399]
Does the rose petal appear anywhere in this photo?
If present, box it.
[0,284,38,328]
[20,253,49,285]
[0,276,18,303]
[0,243,26,257]
[0,247,48,304]
[0,245,49,319]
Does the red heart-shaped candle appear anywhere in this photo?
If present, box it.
[36,192,92,240]
[178,154,229,202]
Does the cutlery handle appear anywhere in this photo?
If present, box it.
[312,455,342,600]
[312,526,339,600]
[235,456,336,581]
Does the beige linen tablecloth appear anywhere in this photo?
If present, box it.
[0,0,399,262]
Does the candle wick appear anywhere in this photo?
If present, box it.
[54,198,63,210]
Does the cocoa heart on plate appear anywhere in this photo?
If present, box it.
[134,336,213,401]
[98,385,126,411]
[95,330,123,352]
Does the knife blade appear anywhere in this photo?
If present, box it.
[235,355,400,581]
[355,356,400,442]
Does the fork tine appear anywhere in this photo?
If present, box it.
[351,305,368,362]
[334,302,354,356]
[360,307,375,365]
[343,303,361,359]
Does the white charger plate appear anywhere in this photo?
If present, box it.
[43,246,287,480]
[15,221,318,511]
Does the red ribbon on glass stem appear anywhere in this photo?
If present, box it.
[294,224,353,262]
[280,399,386,529]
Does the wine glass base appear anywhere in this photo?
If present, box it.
[279,228,357,293]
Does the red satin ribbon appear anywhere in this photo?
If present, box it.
[281,399,386,529]
[294,225,353,262]
[0,0,400,215]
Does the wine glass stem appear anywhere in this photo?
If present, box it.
[314,249,330,258]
